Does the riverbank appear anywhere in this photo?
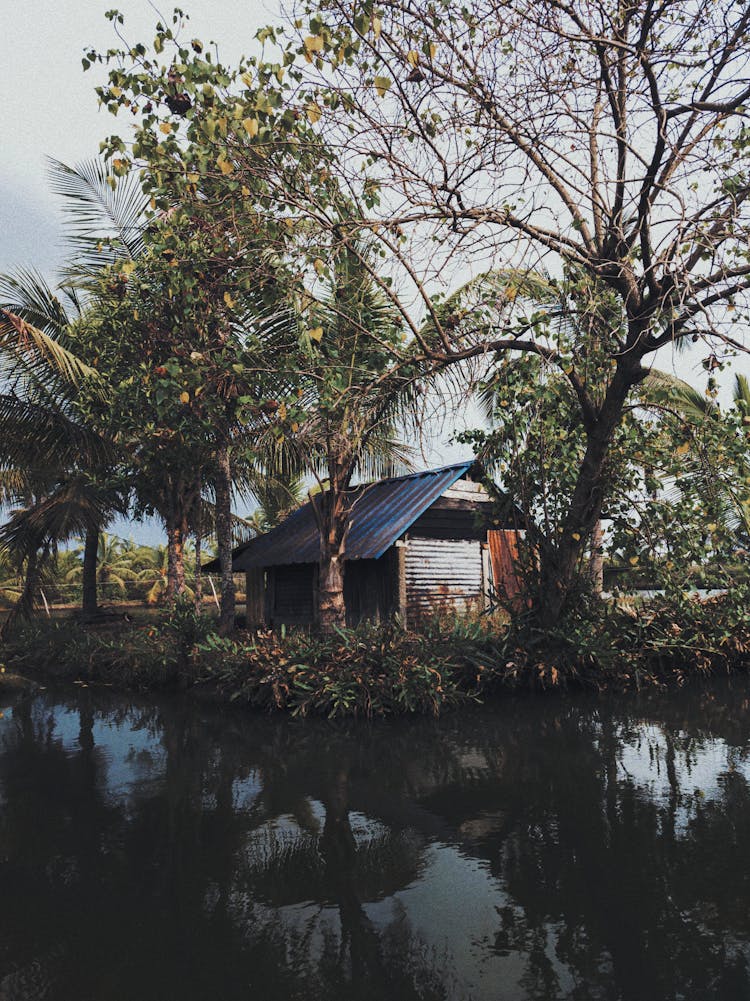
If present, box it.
[3,589,750,717]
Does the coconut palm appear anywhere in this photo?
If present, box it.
[0,545,22,609]
[0,157,153,628]
[644,370,750,540]
[0,266,127,629]
[269,242,426,630]
[65,533,141,600]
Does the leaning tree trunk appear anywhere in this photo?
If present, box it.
[535,362,641,633]
[588,519,605,596]
[81,523,99,618]
[214,443,235,636]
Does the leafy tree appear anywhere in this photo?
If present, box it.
[227,0,750,631]
[80,16,323,631]
[88,16,429,630]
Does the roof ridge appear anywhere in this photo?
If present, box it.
[348,459,474,491]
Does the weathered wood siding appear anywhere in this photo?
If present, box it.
[267,564,316,625]
[344,556,396,627]
[409,479,493,540]
[404,537,484,623]
[266,557,397,627]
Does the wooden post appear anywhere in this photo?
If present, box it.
[265,568,276,627]
[396,540,408,628]
[245,568,265,629]
[312,564,320,628]
[208,575,220,610]
[481,542,491,610]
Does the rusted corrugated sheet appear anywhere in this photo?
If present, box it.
[231,462,475,570]
[488,529,523,601]
[405,537,483,622]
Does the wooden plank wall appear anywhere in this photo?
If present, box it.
[268,564,316,625]
[404,537,483,623]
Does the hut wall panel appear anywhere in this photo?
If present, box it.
[404,537,483,622]
[344,557,396,627]
[487,530,525,606]
[409,509,487,540]
[270,564,315,625]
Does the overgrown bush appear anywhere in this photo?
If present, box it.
[1,617,181,688]
[498,584,750,688]
[193,621,489,717]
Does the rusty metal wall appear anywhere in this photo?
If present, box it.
[404,537,483,623]
[487,530,524,602]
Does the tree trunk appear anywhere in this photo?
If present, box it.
[319,550,347,632]
[215,443,235,635]
[165,518,186,601]
[589,519,604,596]
[315,458,351,634]
[194,529,203,613]
[81,523,99,617]
[534,362,641,632]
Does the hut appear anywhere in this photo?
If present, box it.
[224,462,520,628]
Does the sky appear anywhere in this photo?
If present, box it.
[1,0,748,545]
[0,0,278,275]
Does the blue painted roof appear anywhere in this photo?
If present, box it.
[231,461,475,569]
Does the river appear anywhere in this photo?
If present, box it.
[1,679,749,1000]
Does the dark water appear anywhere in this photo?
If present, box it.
[1,681,750,1001]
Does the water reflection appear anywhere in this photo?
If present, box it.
[1,682,750,1000]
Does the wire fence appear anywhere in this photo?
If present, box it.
[0,574,247,615]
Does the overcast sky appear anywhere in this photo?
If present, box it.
[0,0,280,275]
[1,0,747,543]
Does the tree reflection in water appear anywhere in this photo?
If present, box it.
[1,681,750,1000]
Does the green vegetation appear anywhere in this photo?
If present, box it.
[4,590,750,717]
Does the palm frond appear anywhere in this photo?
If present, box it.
[0,475,116,554]
[420,268,565,349]
[734,374,750,416]
[0,467,34,506]
[49,157,149,269]
[641,369,713,421]
[0,394,114,473]
[0,268,77,337]
[0,308,101,387]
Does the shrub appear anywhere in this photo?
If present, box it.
[194,621,487,718]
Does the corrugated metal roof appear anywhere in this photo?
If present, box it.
[231,462,475,570]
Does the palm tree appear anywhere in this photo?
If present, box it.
[0,267,126,627]
[65,533,141,600]
[0,545,22,609]
[644,370,750,540]
[0,159,155,628]
[274,243,424,630]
